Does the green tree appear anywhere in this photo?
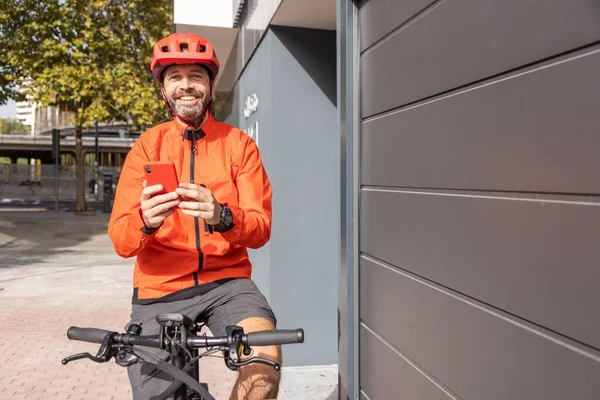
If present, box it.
[0,0,173,211]
[0,118,31,135]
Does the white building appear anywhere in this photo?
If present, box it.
[15,80,36,135]
[15,101,35,135]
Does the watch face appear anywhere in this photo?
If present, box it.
[216,205,234,232]
[223,206,233,224]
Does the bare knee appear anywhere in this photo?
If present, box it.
[231,317,282,399]
[237,359,281,394]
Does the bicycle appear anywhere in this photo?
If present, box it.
[62,312,305,400]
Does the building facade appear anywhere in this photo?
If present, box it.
[34,104,75,136]
[15,99,36,135]
[339,0,600,399]
[174,0,600,398]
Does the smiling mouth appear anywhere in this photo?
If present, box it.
[177,95,199,101]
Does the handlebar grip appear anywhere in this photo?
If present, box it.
[67,327,115,344]
[245,329,304,346]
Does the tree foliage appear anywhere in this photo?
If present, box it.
[1,0,173,128]
[0,118,30,135]
[0,0,174,210]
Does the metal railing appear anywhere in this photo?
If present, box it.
[0,163,122,204]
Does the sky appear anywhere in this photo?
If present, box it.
[0,99,16,119]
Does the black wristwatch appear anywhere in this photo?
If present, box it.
[213,203,234,232]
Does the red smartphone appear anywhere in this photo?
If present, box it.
[144,161,180,196]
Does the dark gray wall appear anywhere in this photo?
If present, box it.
[218,26,338,367]
[357,0,600,398]
[219,26,274,301]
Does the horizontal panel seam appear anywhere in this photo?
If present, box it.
[360,187,600,206]
[360,0,445,56]
[362,41,600,123]
[361,321,463,400]
[361,253,600,361]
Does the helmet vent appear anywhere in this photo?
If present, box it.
[199,45,206,52]
[161,45,169,52]
[179,43,188,52]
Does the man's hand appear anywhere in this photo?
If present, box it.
[140,180,181,228]
[176,183,223,225]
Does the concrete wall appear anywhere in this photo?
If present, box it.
[218,26,338,367]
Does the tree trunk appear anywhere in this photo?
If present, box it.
[75,124,87,212]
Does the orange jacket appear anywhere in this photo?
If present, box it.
[108,114,272,303]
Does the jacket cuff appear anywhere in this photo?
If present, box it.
[137,208,161,235]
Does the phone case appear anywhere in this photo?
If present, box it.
[144,161,180,195]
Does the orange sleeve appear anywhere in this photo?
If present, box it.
[220,137,272,249]
[107,137,157,258]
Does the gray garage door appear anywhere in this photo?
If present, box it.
[357,1,600,399]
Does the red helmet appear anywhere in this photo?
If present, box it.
[150,33,220,82]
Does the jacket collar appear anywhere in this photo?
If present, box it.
[173,113,217,139]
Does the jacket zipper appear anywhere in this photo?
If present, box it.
[189,129,203,284]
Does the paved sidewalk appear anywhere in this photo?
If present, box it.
[0,209,337,400]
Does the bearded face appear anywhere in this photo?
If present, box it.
[167,88,206,120]
[162,64,212,123]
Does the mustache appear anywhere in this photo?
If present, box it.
[174,90,204,99]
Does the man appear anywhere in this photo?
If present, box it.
[108,33,279,400]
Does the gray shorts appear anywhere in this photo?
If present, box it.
[125,278,277,399]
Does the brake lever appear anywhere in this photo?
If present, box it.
[222,326,281,372]
[61,332,117,365]
[62,351,108,365]
[226,357,281,371]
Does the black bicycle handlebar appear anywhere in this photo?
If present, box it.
[67,326,305,348]
[65,324,304,400]
[67,327,116,344]
[245,329,304,346]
